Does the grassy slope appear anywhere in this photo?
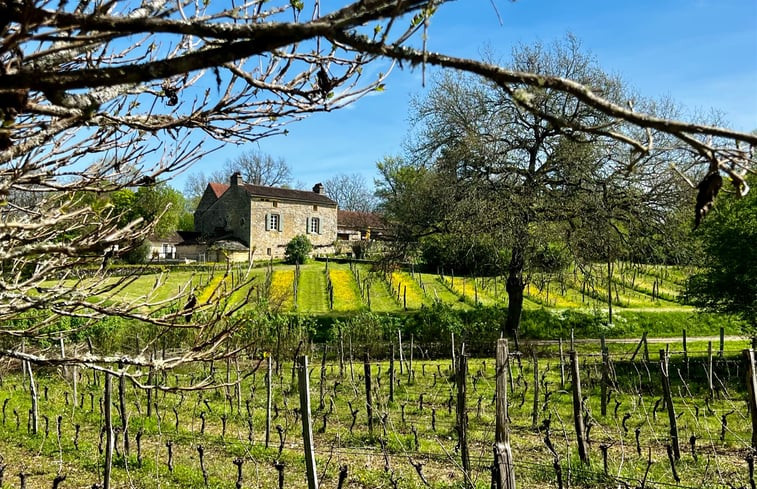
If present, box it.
[297,265,328,313]
[80,261,703,322]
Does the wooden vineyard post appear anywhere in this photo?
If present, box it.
[364,353,373,434]
[456,353,471,486]
[494,339,516,489]
[570,350,589,465]
[398,330,404,376]
[683,329,689,378]
[319,345,327,410]
[719,327,725,358]
[389,343,395,403]
[708,341,714,398]
[451,332,456,373]
[408,334,414,384]
[349,335,354,383]
[558,338,565,390]
[744,349,757,451]
[659,350,680,460]
[25,361,38,435]
[531,350,539,429]
[118,364,129,457]
[338,326,345,379]
[630,331,646,362]
[266,355,272,449]
[104,371,114,489]
[601,343,610,416]
[296,356,319,489]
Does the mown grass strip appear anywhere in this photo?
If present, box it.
[418,273,471,309]
[297,266,328,313]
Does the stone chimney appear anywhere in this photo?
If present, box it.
[312,183,325,194]
[230,172,243,186]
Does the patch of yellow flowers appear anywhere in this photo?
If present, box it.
[197,275,225,304]
[270,269,295,310]
[390,271,424,307]
[328,269,361,311]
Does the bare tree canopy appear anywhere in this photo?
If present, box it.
[184,150,292,203]
[0,0,755,377]
[225,150,292,187]
[324,173,378,212]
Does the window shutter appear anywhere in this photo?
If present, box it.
[265,213,270,231]
[278,215,283,231]
[306,217,311,234]
[317,218,322,235]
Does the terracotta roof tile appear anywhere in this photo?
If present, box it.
[208,182,229,198]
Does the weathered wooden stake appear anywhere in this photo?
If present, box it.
[744,349,757,451]
[494,338,516,489]
[25,362,38,435]
[531,350,539,429]
[103,372,113,489]
[601,345,610,416]
[398,330,404,375]
[682,329,689,378]
[408,334,414,384]
[389,343,395,403]
[659,350,680,460]
[558,338,565,390]
[364,353,373,434]
[707,341,714,398]
[456,353,471,486]
[118,365,129,458]
[319,344,327,410]
[266,354,272,449]
[297,356,318,489]
[570,350,589,465]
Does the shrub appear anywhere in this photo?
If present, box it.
[121,239,151,264]
[284,234,312,264]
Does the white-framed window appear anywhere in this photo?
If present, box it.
[307,216,320,235]
[265,213,282,231]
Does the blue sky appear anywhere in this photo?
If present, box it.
[176,0,757,192]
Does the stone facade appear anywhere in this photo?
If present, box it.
[194,174,338,261]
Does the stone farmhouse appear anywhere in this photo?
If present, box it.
[191,173,338,261]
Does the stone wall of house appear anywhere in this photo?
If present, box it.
[249,198,337,260]
[195,184,251,244]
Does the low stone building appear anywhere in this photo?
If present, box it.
[193,173,338,261]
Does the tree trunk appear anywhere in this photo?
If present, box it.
[504,246,524,348]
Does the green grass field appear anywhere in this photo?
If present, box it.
[109,260,692,316]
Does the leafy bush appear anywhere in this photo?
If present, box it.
[284,234,312,264]
[121,239,151,264]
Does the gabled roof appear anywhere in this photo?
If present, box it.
[204,180,337,206]
[208,182,229,198]
[240,183,337,206]
[337,210,387,229]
